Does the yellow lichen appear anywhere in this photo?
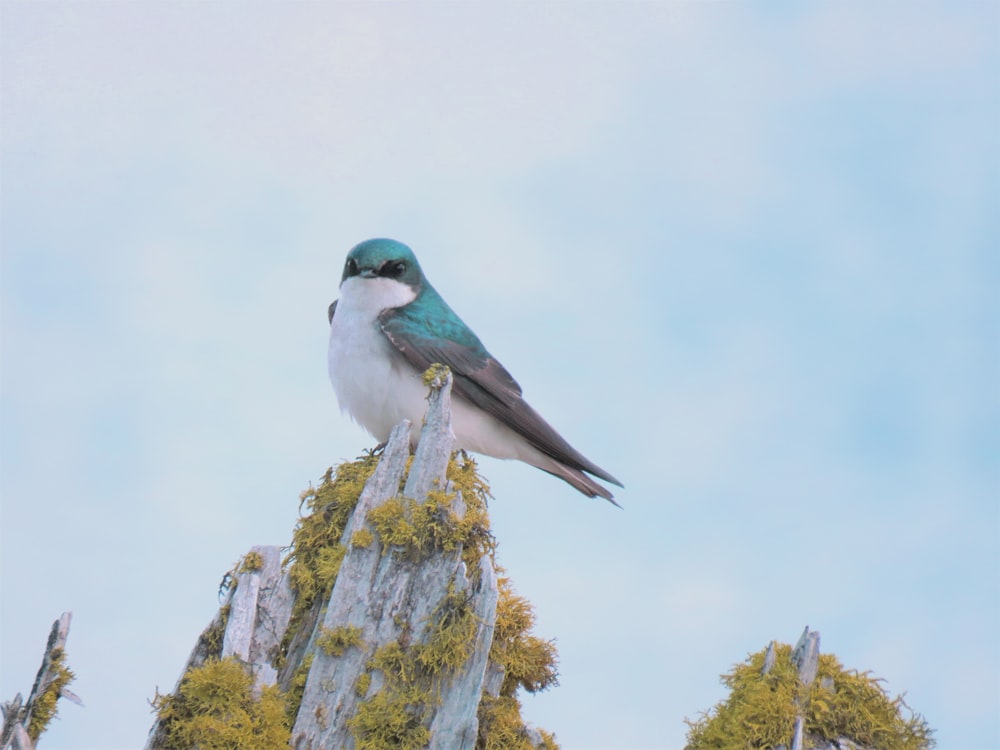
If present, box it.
[347,688,432,750]
[476,575,560,749]
[413,584,478,677]
[279,457,379,666]
[317,625,365,657]
[151,657,289,750]
[445,452,496,572]
[238,550,264,573]
[367,453,494,570]
[476,695,561,750]
[354,641,433,742]
[537,729,559,749]
[26,647,75,741]
[477,695,540,750]
[684,642,935,750]
[355,671,372,698]
[369,641,421,688]
[351,527,375,548]
[199,604,231,659]
[349,583,481,747]
[421,363,452,388]
[490,576,558,697]
[284,652,313,725]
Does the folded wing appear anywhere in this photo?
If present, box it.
[378,304,623,490]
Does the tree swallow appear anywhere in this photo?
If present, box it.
[327,238,623,504]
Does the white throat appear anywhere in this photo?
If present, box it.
[336,276,418,319]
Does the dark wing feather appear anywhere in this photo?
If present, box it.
[378,307,623,488]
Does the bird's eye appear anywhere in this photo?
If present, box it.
[345,258,359,277]
[380,260,407,278]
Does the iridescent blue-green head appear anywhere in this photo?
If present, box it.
[341,238,425,290]
[329,238,440,324]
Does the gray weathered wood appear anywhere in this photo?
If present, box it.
[0,696,27,750]
[427,558,498,749]
[482,658,505,699]
[144,551,294,749]
[791,716,805,750]
[222,544,294,688]
[288,417,415,744]
[22,613,73,733]
[761,640,777,675]
[790,626,821,750]
[402,366,455,500]
[1,613,79,750]
[792,626,821,687]
[290,369,500,750]
[1,723,31,750]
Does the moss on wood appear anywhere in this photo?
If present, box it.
[26,647,75,741]
[151,657,289,750]
[684,642,935,750]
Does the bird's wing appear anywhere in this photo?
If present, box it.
[378,302,623,488]
[327,300,338,324]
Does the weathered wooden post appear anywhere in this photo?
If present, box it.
[286,367,499,748]
[145,367,555,749]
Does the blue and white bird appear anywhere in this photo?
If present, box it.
[327,238,623,504]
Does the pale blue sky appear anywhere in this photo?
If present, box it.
[1,3,997,749]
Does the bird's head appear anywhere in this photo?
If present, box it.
[342,238,424,289]
[333,239,426,318]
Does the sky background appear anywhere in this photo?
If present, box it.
[1,2,997,749]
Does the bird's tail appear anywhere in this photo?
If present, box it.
[538,461,622,507]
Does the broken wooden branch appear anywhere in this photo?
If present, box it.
[1,612,81,750]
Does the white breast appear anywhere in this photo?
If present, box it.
[328,276,543,464]
[327,277,428,442]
